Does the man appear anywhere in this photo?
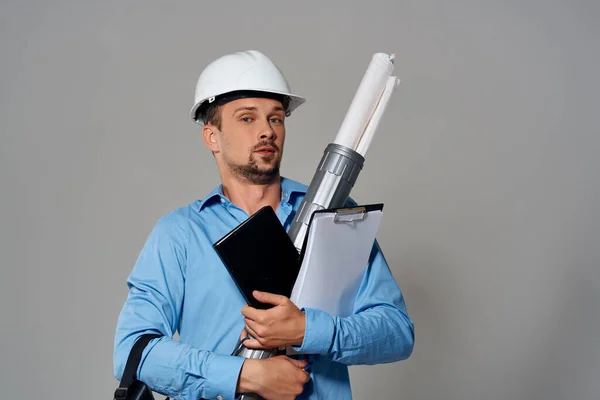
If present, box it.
[113,50,414,400]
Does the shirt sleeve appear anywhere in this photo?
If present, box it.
[292,238,415,365]
[113,215,245,400]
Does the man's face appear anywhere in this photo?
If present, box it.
[210,97,286,185]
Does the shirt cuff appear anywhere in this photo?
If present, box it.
[292,307,335,355]
[204,353,246,400]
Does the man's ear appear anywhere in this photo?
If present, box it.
[202,125,219,152]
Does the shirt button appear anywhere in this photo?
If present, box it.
[217,395,223,400]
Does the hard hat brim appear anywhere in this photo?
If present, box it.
[190,89,306,125]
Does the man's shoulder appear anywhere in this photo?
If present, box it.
[150,201,198,234]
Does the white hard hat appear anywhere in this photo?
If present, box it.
[190,50,306,125]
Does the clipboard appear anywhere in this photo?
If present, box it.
[297,203,384,266]
[291,203,384,318]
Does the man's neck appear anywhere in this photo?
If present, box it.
[220,175,283,216]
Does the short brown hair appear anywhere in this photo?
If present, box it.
[202,103,222,130]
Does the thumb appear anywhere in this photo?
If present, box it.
[253,290,286,305]
[286,357,309,369]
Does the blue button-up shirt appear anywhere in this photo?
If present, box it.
[113,177,414,400]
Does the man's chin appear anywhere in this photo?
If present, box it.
[255,154,279,165]
[254,158,281,174]
[248,171,279,185]
[229,162,280,185]
[254,166,280,180]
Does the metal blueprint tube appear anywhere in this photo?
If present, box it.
[287,143,365,251]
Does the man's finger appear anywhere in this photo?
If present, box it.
[244,322,261,341]
[286,357,309,369]
[244,318,260,334]
[302,370,311,382]
[242,337,263,349]
[243,330,267,349]
[252,290,287,306]
[241,305,263,322]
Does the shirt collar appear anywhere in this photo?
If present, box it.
[197,176,307,213]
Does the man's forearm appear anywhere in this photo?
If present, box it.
[236,359,261,394]
[294,304,414,365]
[114,334,245,400]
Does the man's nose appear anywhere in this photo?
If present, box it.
[257,119,276,140]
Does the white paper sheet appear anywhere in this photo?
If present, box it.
[355,75,401,157]
[290,207,383,318]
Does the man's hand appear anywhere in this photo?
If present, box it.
[240,290,306,349]
[237,356,310,400]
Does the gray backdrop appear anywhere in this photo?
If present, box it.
[1,1,598,399]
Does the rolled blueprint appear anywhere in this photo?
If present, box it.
[355,75,401,156]
[287,52,399,251]
[333,53,395,151]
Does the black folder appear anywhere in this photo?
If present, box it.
[213,205,301,310]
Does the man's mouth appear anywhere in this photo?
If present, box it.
[255,146,277,156]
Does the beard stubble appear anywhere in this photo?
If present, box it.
[226,141,282,185]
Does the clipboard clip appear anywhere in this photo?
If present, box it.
[333,206,367,223]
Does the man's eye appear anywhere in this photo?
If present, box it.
[241,117,253,123]
[270,118,282,124]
